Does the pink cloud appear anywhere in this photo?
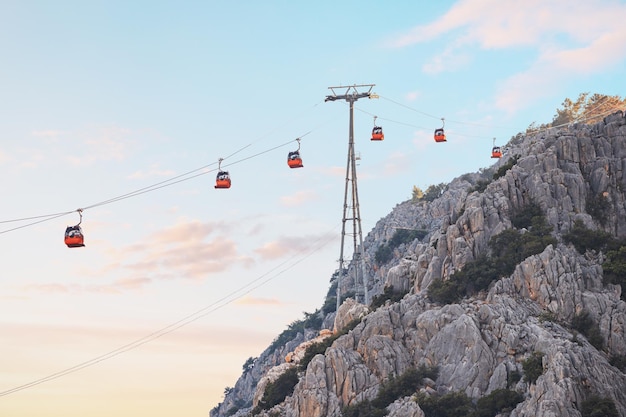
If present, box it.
[280,190,319,207]
[254,233,333,261]
[388,0,626,114]
[104,220,254,281]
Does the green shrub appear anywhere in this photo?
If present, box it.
[563,220,614,254]
[375,228,427,266]
[474,388,523,417]
[490,216,556,276]
[609,354,626,372]
[603,246,626,301]
[510,201,544,229]
[493,155,519,180]
[374,244,393,265]
[580,395,619,417]
[416,391,474,417]
[428,278,462,304]
[342,366,439,417]
[268,310,323,354]
[586,193,611,225]
[253,367,299,414]
[370,285,409,310]
[571,311,604,350]
[243,356,257,373]
[428,214,555,305]
[415,388,523,417]
[298,318,361,372]
[390,228,428,247]
[342,400,386,417]
[451,255,500,294]
[522,352,544,384]
[423,183,447,202]
[372,366,439,409]
[470,179,491,193]
[507,370,522,387]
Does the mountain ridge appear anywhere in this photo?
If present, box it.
[211,110,626,417]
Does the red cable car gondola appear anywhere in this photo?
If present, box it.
[434,118,446,142]
[215,158,231,189]
[371,116,384,141]
[287,138,304,168]
[491,138,502,158]
[65,209,85,248]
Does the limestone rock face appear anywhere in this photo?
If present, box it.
[211,113,626,417]
[333,297,369,332]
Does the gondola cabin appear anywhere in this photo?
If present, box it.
[434,128,446,142]
[371,126,384,141]
[64,225,85,248]
[287,151,303,168]
[215,171,231,189]
[491,146,502,158]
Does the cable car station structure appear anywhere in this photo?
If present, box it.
[325,84,377,312]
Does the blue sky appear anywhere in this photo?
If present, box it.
[1,1,625,416]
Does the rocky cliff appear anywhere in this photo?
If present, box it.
[211,111,626,417]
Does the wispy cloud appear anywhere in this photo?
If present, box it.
[67,126,135,165]
[280,189,319,207]
[254,232,334,261]
[381,152,412,177]
[21,277,153,295]
[387,0,626,113]
[31,129,64,140]
[95,220,255,284]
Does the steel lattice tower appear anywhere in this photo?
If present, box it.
[325,84,376,312]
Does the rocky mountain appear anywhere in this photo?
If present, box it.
[210,110,626,417]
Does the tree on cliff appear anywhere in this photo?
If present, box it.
[552,93,625,126]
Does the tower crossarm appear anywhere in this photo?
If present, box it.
[325,84,375,102]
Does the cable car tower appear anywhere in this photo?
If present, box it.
[325,84,376,312]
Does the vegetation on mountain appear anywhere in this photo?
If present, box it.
[563,220,626,301]
[370,285,409,310]
[341,365,439,417]
[297,318,361,372]
[571,310,604,350]
[580,395,619,417]
[412,183,447,203]
[211,97,626,417]
[267,310,323,354]
[416,388,523,417]
[375,228,428,265]
[428,207,556,304]
[251,367,298,415]
[521,351,544,384]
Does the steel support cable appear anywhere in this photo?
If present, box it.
[378,94,516,129]
[355,107,494,139]
[0,98,328,226]
[0,223,340,397]
[0,133,311,235]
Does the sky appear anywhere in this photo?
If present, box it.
[1,1,625,416]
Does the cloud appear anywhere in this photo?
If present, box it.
[61,125,138,166]
[21,277,153,295]
[254,233,334,261]
[31,129,64,140]
[280,190,319,207]
[405,91,421,101]
[381,152,412,177]
[388,0,626,113]
[116,222,254,280]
